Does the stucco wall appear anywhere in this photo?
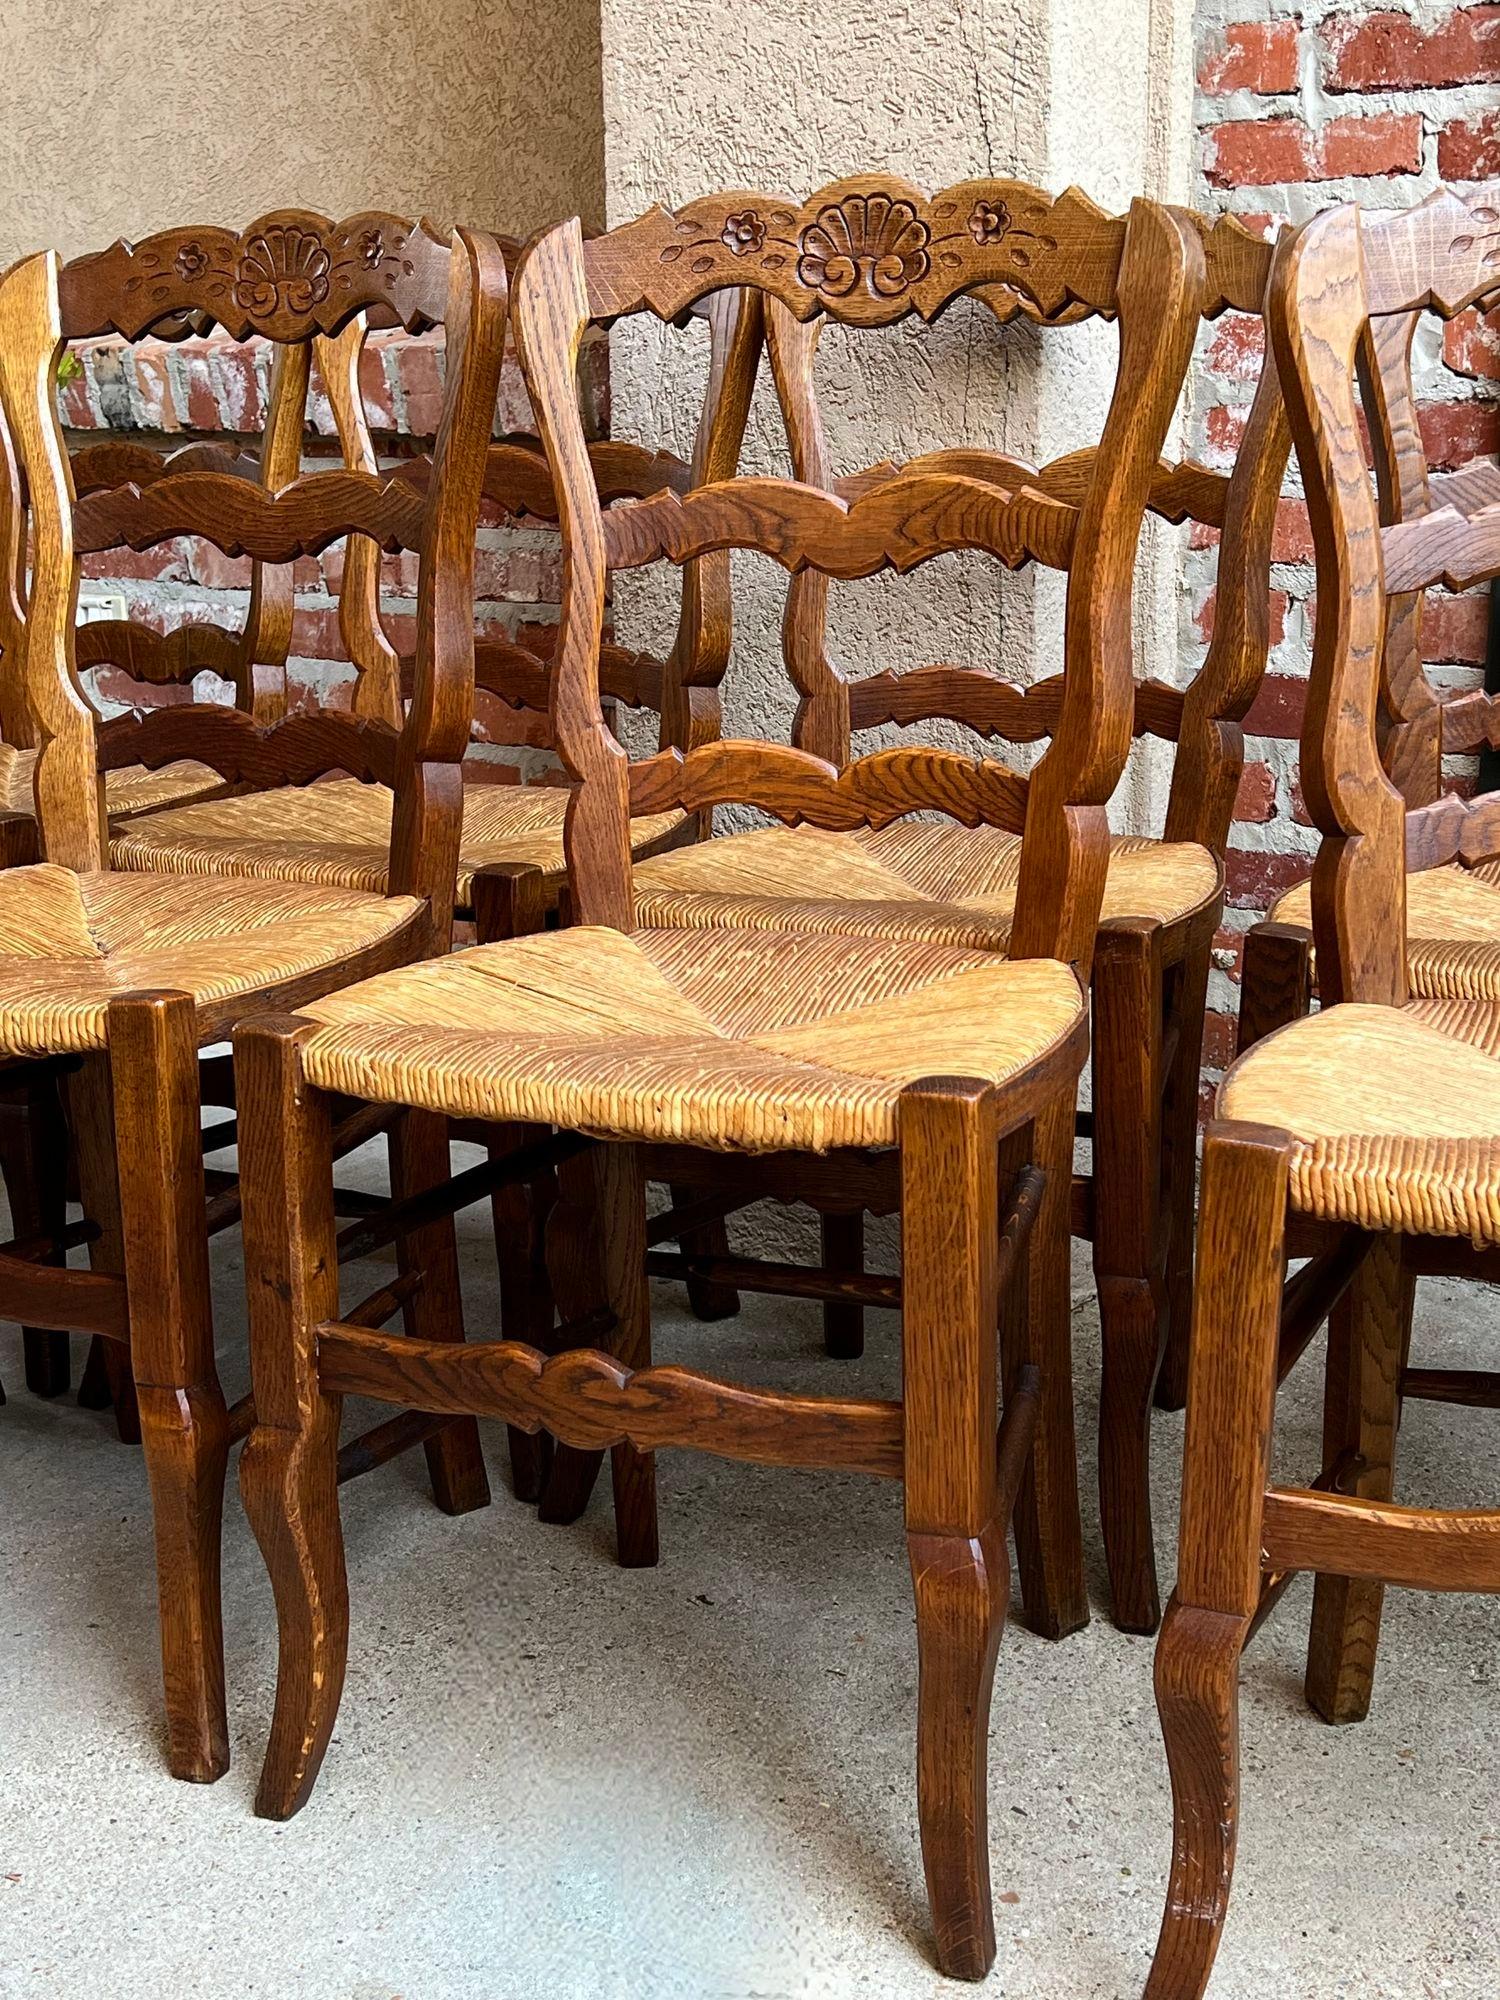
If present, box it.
[0,0,604,264]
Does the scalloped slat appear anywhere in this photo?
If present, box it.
[628,740,1030,834]
[602,470,1078,578]
[1381,502,1500,595]
[75,618,245,685]
[847,665,1186,744]
[96,704,401,790]
[72,467,428,560]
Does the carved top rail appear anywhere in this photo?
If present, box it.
[58,211,458,342]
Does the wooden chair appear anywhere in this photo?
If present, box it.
[617,203,1290,1636]
[0,219,508,1782]
[96,278,760,943]
[1147,188,1500,2000]
[1240,215,1500,1048]
[231,180,1204,1978]
[0,220,386,1411]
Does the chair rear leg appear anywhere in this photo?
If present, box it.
[1156,931,1214,1415]
[820,1207,865,1358]
[7,1070,72,1396]
[1000,1093,1088,1640]
[68,1061,142,1445]
[110,995,231,1784]
[901,1078,1007,1981]
[490,1122,557,1501]
[389,1109,491,1517]
[1092,920,1168,1634]
[1145,1121,1287,2000]
[670,1180,740,1320]
[236,1018,350,1822]
[1305,1231,1411,1724]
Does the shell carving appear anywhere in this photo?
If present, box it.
[234,225,333,317]
[797,195,932,300]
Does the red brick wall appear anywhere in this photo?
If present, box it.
[66,329,607,783]
[1190,0,1499,1101]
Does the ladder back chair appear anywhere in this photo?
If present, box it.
[102,281,763,940]
[1242,194,1500,1045]
[625,201,1289,1636]
[1147,190,1500,2000]
[230,180,1203,1980]
[0,222,507,1783]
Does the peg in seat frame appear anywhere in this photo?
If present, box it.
[623,202,1292,1637]
[0,219,509,1783]
[1146,189,1500,2000]
[231,177,1205,1979]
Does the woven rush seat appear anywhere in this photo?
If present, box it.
[0,862,420,1058]
[0,742,223,821]
[1219,994,1500,1244]
[634,821,1220,949]
[1271,862,1500,1000]
[295,924,1087,1153]
[107,777,687,911]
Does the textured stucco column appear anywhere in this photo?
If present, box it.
[600,0,1198,825]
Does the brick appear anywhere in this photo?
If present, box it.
[1224,845,1314,909]
[1196,586,1289,647]
[392,333,446,436]
[1243,671,1307,739]
[1205,113,1421,188]
[1204,400,1248,458]
[1274,498,1315,564]
[1323,6,1500,90]
[1438,109,1500,178]
[1418,397,1500,470]
[174,337,221,432]
[124,342,180,432]
[1423,591,1491,663]
[185,543,252,590]
[1199,18,1301,94]
[1200,1007,1239,1073]
[80,542,192,584]
[1444,307,1500,381]
[213,341,267,432]
[1206,313,1266,383]
[1233,759,1277,822]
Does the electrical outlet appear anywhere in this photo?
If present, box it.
[76,590,127,625]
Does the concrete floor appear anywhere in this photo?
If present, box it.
[1,1151,1496,1999]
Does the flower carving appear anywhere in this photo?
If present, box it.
[968,199,1012,246]
[721,211,766,256]
[359,228,385,269]
[173,241,210,281]
[797,194,931,300]
[233,225,332,318]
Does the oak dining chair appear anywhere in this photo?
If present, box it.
[610,201,1291,1638]
[0,219,508,1782]
[1146,188,1500,2000]
[230,178,1205,1980]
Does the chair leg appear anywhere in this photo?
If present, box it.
[538,1143,659,1566]
[1305,1231,1411,1725]
[389,1108,491,1517]
[109,995,230,1784]
[1155,933,1214,1415]
[490,1121,557,1502]
[1145,1121,1287,2000]
[901,1078,1006,1981]
[670,1180,740,1321]
[820,1208,865,1358]
[4,1070,72,1396]
[1092,920,1167,1633]
[1236,921,1313,1057]
[67,1063,139,1446]
[1000,1093,1088,1640]
[235,1017,350,1822]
